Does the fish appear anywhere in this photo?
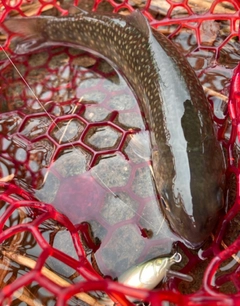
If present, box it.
[99,252,182,305]
[2,9,225,247]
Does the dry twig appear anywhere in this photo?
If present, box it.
[1,249,103,306]
[203,86,228,103]
[0,173,14,182]
[8,2,55,17]
[145,0,236,16]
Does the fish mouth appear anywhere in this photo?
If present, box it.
[174,228,210,249]
[167,214,214,248]
[181,235,206,249]
[180,222,214,248]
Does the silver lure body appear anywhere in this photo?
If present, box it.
[99,253,182,305]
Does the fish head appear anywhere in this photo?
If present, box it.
[160,186,224,247]
[158,149,225,248]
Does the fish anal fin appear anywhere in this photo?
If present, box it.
[126,10,151,38]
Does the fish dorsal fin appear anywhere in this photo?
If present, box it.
[126,10,151,38]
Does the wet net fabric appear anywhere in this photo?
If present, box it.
[0,0,240,305]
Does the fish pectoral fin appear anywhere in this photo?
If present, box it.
[14,36,47,54]
[126,10,151,38]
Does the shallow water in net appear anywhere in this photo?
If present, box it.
[0,47,182,280]
[0,0,240,305]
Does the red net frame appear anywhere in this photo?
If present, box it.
[0,0,239,305]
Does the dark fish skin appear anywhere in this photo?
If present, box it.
[3,10,225,247]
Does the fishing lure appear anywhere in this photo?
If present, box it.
[99,253,185,305]
[118,252,182,289]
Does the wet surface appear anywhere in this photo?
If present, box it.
[0,2,239,303]
[0,48,176,280]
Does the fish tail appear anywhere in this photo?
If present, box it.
[2,17,48,54]
[3,17,39,37]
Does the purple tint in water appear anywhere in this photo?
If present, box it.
[51,170,107,224]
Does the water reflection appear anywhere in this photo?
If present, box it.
[0,47,175,279]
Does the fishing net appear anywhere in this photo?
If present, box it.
[0,0,240,305]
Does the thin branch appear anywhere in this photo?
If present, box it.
[1,249,103,306]
[13,287,43,306]
[0,174,14,182]
[203,86,228,103]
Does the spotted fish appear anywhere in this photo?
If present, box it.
[2,9,225,247]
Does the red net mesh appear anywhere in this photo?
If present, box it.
[0,0,240,305]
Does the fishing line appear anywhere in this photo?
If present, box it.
[0,44,167,244]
